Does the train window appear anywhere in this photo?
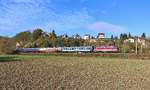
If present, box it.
[69,48,72,50]
[87,48,91,50]
[80,48,84,50]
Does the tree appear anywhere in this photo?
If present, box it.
[141,33,146,38]
[14,31,31,47]
[120,33,123,39]
[52,30,57,38]
[121,44,130,53]
[128,32,132,38]
[120,33,128,40]
[114,36,118,40]
[36,35,51,47]
[111,35,114,41]
[123,33,128,39]
[57,36,70,47]
[48,30,57,47]
[0,38,15,54]
[31,28,43,41]
[84,39,91,46]
[14,31,31,41]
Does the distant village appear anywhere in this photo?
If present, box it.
[82,32,149,53]
[83,32,146,46]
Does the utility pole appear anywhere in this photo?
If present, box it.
[135,37,138,55]
[140,44,143,54]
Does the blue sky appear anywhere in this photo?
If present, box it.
[0,0,150,37]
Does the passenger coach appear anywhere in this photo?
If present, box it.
[61,46,93,53]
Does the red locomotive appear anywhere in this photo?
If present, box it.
[94,46,118,53]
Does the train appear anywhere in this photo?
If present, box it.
[16,46,119,53]
[16,47,61,53]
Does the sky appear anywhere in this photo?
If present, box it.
[0,0,150,38]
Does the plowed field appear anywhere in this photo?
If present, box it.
[0,55,150,90]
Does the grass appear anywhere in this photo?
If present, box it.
[0,55,150,89]
[0,54,122,61]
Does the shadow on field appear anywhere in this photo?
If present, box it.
[0,56,20,62]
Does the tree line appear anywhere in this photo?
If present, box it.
[14,28,85,48]
[0,28,149,54]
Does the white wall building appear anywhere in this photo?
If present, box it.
[98,33,105,39]
[138,38,146,46]
[124,38,135,43]
[83,34,91,40]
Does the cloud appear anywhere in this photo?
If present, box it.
[0,0,54,34]
[0,0,52,6]
[43,10,93,32]
[0,0,124,37]
[0,0,94,36]
[87,22,127,34]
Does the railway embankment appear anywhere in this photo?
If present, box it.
[19,53,150,60]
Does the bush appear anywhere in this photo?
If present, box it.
[0,38,15,54]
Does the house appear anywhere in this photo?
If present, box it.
[124,37,146,46]
[124,38,135,43]
[83,34,91,40]
[72,34,81,39]
[138,38,146,46]
[98,33,105,39]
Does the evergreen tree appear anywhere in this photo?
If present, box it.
[120,33,127,40]
[141,33,146,38]
[52,30,57,38]
[128,32,132,38]
[111,35,114,40]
